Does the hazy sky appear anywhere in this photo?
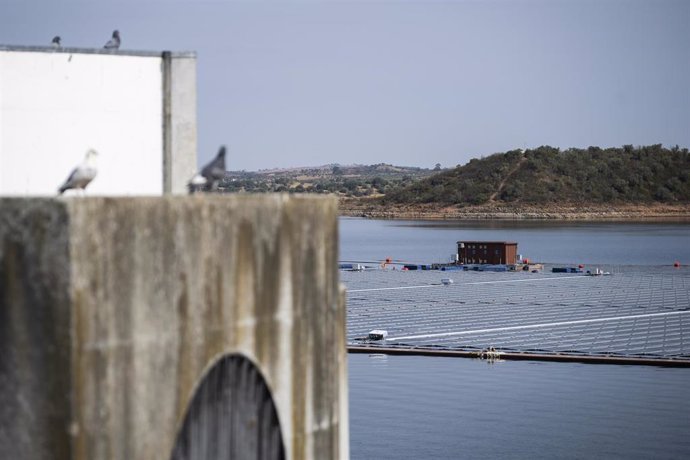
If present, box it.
[2,0,689,170]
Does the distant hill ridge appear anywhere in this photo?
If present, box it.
[382,145,690,205]
[231,163,431,177]
[221,162,437,195]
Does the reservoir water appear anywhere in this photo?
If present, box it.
[340,218,690,266]
[342,218,690,459]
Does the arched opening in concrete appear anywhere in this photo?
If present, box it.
[171,354,285,460]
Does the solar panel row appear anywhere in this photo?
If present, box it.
[343,266,689,360]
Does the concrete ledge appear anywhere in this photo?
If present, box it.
[0,195,347,460]
[0,44,196,58]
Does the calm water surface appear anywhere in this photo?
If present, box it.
[339,218,690,265]
[349,354,690,460]
[343,218,690,459]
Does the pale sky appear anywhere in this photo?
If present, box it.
[2,0,688,170]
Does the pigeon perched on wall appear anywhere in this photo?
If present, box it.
[51,36,61,48]
[58,149,98,195]
[188,146,227,193]
[104,30,121,49]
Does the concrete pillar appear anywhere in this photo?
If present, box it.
[0,195,348,460]
[163,52,198,195]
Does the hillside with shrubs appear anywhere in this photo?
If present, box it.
[382,145,690,206]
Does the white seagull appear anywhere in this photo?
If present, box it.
[104,30,121,50]
[58,149,98,195]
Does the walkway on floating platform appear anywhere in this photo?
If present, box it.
[342,265,690,365]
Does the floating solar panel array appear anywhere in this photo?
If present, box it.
[342,266,690,361]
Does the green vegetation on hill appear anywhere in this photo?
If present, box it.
[218,145,690,207]
[382,145,690,205]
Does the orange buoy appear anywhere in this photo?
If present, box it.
[674,261,681,268]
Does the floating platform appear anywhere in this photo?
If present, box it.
[552,267,583,273]
[342,265,690,365]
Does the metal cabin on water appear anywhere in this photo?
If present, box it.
[457,241,518,265]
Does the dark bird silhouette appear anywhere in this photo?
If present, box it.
[104,30,121,49]
[188,146,227,193]
[58,149,98,195]
[51,36,61,48]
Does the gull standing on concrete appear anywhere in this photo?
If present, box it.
[51,36,61,48]
[189,145,227,193]
[104,30,121,49]
[58,149,98,195]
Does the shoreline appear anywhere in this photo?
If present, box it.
[338,199,690,221]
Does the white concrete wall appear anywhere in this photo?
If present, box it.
[0,49,165,196]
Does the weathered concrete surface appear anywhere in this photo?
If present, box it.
[0,195,348,460]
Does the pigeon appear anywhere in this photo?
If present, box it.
[51,36,61,48]
[104,30,121,50]
[189,145,227,193]
[58,149,98,195]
